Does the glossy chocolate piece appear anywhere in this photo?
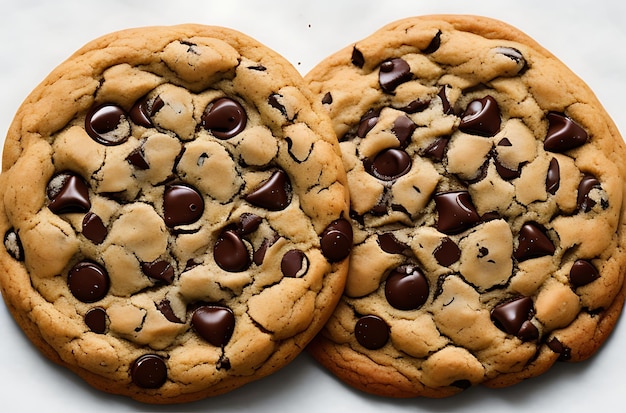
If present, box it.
[377,233,407,254]
[392,115,416,147]
[126,146,150,170]
[459,96,501,137]
[320,218,353,263]
[438,86,453,115]
[577,174,601,212]
[514,222,555,262]
[157,299,183,324]
[141,260,175,284]
[397,98,430,114]
[67,261,110,303]
[245,170,291,211]
[48,174,91,214]
[4,229,24,261]
[84,307,107,334]
[82,212,107,244]
[494,157,521,180]
[365,148,412,181]
[201,97,247,139]
[191,305,235,347]
[129,95,164,128]
[351,46,365,68]
[546,157,560,195]
[85,104,130,146]
[547,337,572,361]
[131,354,167,389]
[379,58,412,94]
[322,92,333,105]
[433,237,461,266]
[163,184,204,227]
[384,266,429,310]
[356,108,380,138]
[281,249,308,277]
[214,230,251,272]
[434,191,481,235]
[238,213,262,235]
[423,136,449,161]
[569,259,600,288]
[422,30,442,54]
[544,112,588,152]
[491,296,538,341]
[355,315,389,350]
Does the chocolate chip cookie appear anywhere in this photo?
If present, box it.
[305,15,626,397]
[0,24,351,403]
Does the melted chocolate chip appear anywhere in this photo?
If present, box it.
[378,233,407,254]
[434,191,480,235]
[238,213,262,235]
[85,104,130,146]
[495,158,521,180]
[546,157,560,195]
[126,146,150,170]
[577,174,602,212]
[544,112,588,153]
[84,307,107,334]
[245,170,291,211]
[547,337,572,361]
[268,94,288,117]
[385,266,429,310]
[48,174,91,214]
[281,249,308,277]
[157,299,183,323]
[214,230,251,272]
[82,212,107,244]
[379,58,412,94]
[423,136,449,161]
[68,261,110,303]
[129,95,163,128]
[459,96,501,137]
[569,259,599,288]
[322,92,333,105]
[514,222,555,262]
[131,354,167,389]
[355,315,389,350]
[356,109,381,138]
[141,260,175,284]
[491,297,538,341]
[253,236,277,266]
[4,229,24,261]
[438,86,453,115]
[422,30,442,54]
[351,46,365,68]
[192,305,235,347]
[201,97,247,139]
[163,184,204,227]
[320,218,353,263]
[392,115,416,147]
[397,98,430,114]
[433,237,461,266]
[365,148,412,181]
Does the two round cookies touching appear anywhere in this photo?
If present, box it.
[0,25,351,403]
[305,15,626,398]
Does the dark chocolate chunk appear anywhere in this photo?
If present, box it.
[547,337,572,361]
[397,98,430,114]
[320,218,353,263]
[422,30,442,54]
[4,229,24,261]
[356,108,381,138]
[322,92,333,105]
[355,315,389,350]
[191,305,235,347]
[201,97,247,139]
[423,136,449,161]
[544,112,588,153]
[577,174,601,212]
[378,233,407,254]
[85,104,130,146]
[82,212,107,244]
[48,174,91,214]
[129,95,163,128]
[365,148,412,181]
[546,157,560,195]
[131,354,168,389]
[491,296,538,341]
[351,46,365,68]
[281,249,308,277]
[238,213,262,235]
[253,236,276,266]
[214,230,251,272]
[434,191,481,235]
[495,158,521,180]
[126,146,150,170]
[67,261,110,303]
[433,237,461,266]
[157,299,184,324]
[384,266,429,310]
[392,115,416,147]
[569,259,600,288]
[141,260,175,284]
[514,222,555,262]
[438,86,453,115]
[245,170,291,211]
[163,184,204,227]
[247,65,267,71]
[459,96,501,137]
[84,307,107,334]
[268,93,288,117]
[379,58,412,94]
[498,138,512,147]
[494,47,527,73]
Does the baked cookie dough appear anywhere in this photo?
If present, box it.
[305,15,626,397]
[0,25,351,403]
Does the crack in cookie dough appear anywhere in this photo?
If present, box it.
[0,25,350,403]
[305,15,626,398]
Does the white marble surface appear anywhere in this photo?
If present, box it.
[1,1,625,412]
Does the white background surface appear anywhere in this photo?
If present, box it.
[1,1,625,412]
